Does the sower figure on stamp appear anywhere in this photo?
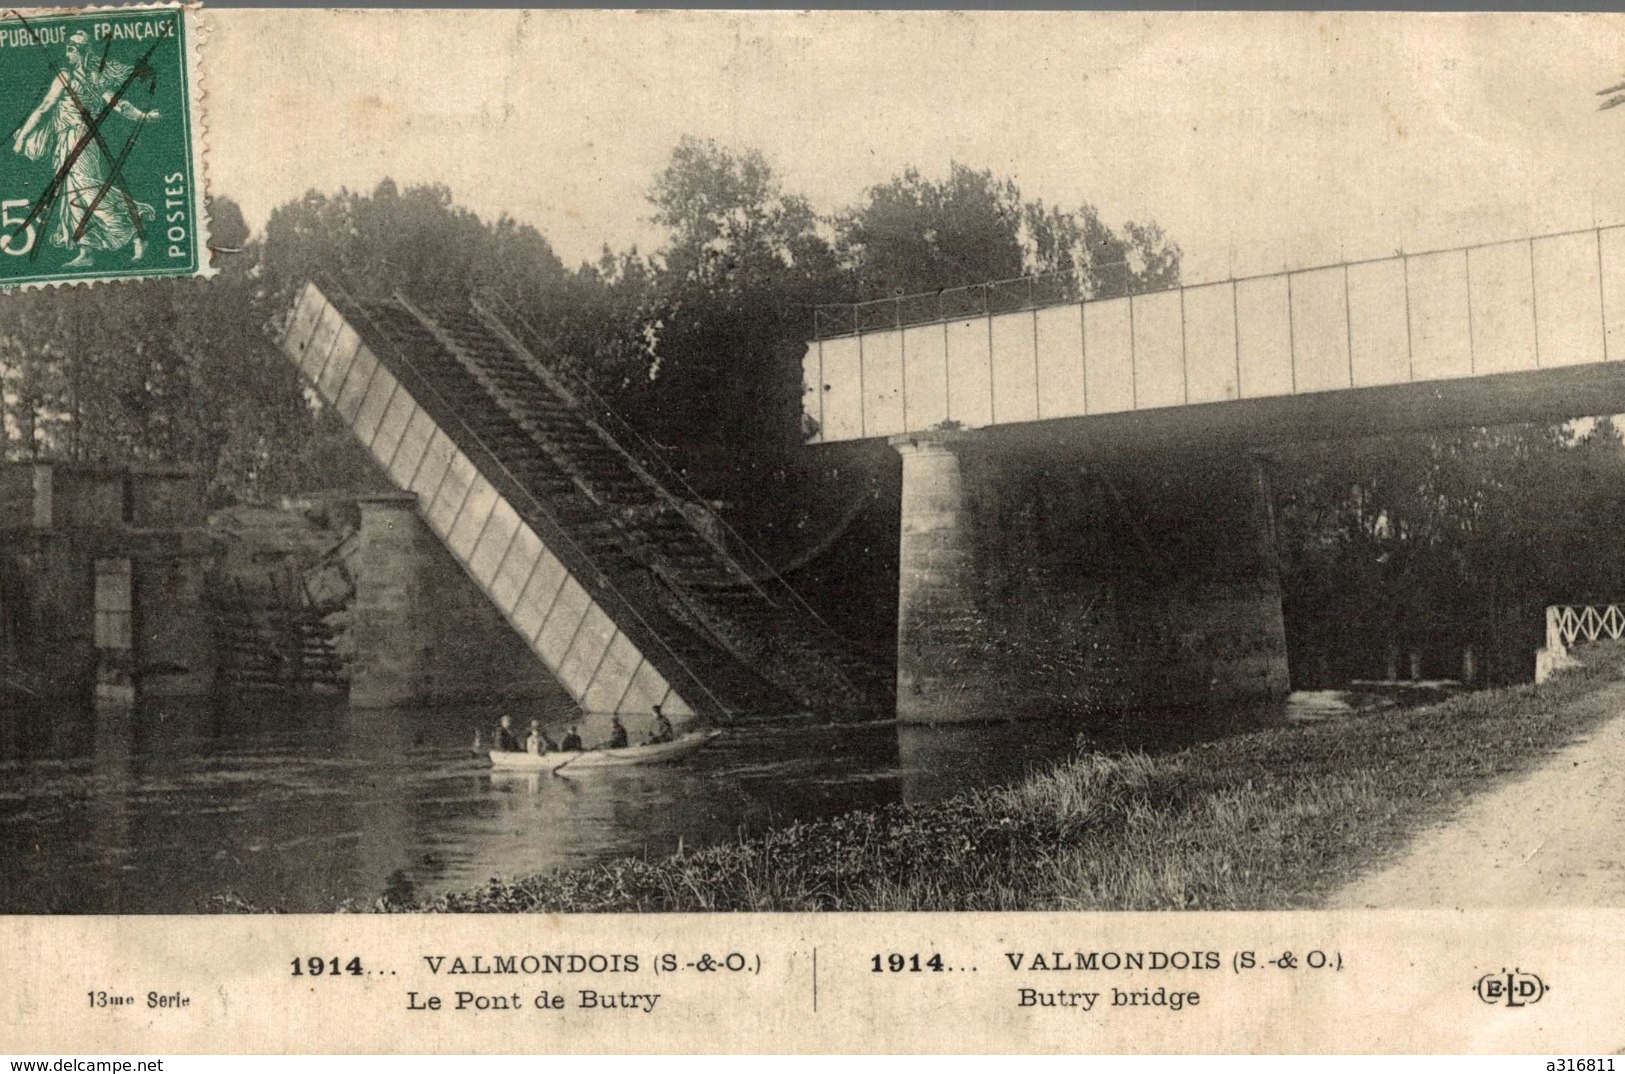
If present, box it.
[10,31,162,268]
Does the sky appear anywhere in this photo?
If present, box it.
[207,10,1625,286]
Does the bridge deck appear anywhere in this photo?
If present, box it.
[805,225,1625,444]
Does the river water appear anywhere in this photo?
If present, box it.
[0,694,1296,913]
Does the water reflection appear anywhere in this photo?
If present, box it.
[0,692,1298,913]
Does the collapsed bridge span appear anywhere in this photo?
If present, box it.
[279,283,880,720]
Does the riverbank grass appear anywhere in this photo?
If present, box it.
[399,644,1625,912]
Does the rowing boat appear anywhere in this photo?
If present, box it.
[486,730,721,772]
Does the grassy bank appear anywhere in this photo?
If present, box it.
[390,645,1625,913]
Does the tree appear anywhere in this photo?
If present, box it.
[257,180,570,333]
[649,137,834,294]
[532,245,662,394]
[619,138,843,490]
[835,162,1181,303]
[835,164,1026,299]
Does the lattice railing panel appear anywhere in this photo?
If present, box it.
[1546,605,1625,652]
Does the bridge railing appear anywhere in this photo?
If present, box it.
[1538,604,1625,682]
[812,225,1625,343]
[1546,605,1625,652]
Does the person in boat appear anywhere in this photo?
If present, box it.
[606,716,629,750]
[647,705,675,745]
[523,719,558,754]
[494,714,523,753]
[560,726,583,751]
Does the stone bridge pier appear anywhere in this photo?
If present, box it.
[349,493,573,709]
[893,430,1289,723]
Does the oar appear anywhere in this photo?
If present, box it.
[552,750,591,773]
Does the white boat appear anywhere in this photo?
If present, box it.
[486,730,721,772]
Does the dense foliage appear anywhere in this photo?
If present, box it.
[1274,421,1625,684]
[0,198,369,501]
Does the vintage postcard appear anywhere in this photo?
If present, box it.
[0,2,207,289]
[3,6,1625,1056]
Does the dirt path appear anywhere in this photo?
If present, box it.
[1332,684,1625,908]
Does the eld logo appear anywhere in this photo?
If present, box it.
[1476,968,1549,1007]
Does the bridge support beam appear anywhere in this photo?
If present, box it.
[891,433,1289,724]
[894,432,989,723]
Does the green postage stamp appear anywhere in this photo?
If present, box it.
[0,3,207,288]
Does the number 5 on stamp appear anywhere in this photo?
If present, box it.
[0,2,208,289]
